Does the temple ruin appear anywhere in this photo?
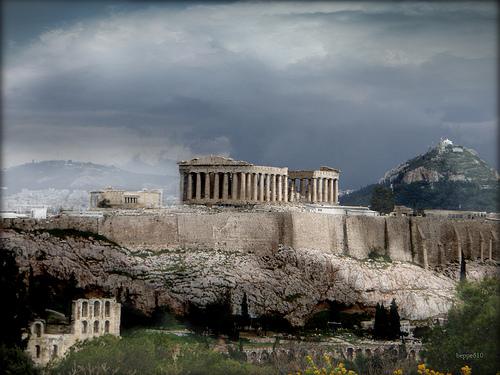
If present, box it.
[26,298,121,366]
[178,156,340,205]
[89,187,162,209]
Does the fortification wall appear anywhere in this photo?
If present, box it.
[2,211,498,267]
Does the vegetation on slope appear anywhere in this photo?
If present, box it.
[341,181,498,212]
[48,330,272,375]
[422,278,500,374]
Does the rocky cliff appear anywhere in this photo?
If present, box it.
[1,209,499,326]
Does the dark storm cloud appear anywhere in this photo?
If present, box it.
[3,2,497,188]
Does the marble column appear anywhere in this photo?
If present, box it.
[323,178,329,202]
[270,174,276,201]
[240,172,246,201]
[318,177,323,203]
[289,179,295,202]
[195,173,202,200]
[277,174,282,201]
[334,178,339,204]
[231,173,238,200]
[259,174,264,202]
[179,172,185,202]
[246,173,252,201]
[265,174,271,202]
[214,173,220,200]
[187,173,193,201]
[283,175,288,202]
[307,179,312,202]
[312,178,317,202]
[204,173,210,200]
[300,179,306,202]
[252,173,258,201]
[222,173,229,200]
[329,179,334,203]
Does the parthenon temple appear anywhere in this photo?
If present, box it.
[178,156,340,205]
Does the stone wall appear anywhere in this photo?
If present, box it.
[2,212,498,267]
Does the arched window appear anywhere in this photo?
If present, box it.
[52,345,58,358]
[82,301,88,317]
[82,320,88,334]
[94,320,99,333]
[94,301,100,317]
[105,301,111,317]
[105,321,110,333]
[34,323,42,337]
[347,348,354,360]
[35,345,41,358]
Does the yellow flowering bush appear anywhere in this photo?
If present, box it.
[416,363,452,375]
[291,354,358,375]
[293,357,489,375]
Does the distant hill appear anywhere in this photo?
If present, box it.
[341,140,499,212]
[2,160,176,195]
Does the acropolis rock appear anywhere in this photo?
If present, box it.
[2,209,498,326]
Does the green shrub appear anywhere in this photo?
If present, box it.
[0,345,40,375]
[49,330,273,375]
[422,278,500,374]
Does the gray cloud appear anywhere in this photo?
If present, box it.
[3,1,497,189]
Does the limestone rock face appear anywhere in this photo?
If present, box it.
[402,167,443,184]
[2,229,498,326]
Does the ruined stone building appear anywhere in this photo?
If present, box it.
[89,187,162,209]
[26,298,121,366]
[178,156,340,205]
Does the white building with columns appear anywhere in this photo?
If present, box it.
[178,156,340,205]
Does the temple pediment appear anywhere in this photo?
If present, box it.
[320,166,340,173]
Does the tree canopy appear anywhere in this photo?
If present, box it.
[423,279,500,373]
[370,185,395,214]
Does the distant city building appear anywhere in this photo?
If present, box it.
[89,187,162,209]
[423,209,487,219]
[26,298,121,366]
[391,205,414,217]
[178,156,340,205]
[305,204,379,216]
[0,205,47,219]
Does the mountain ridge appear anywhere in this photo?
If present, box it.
[341,140,498,211]
[3,159,176,195]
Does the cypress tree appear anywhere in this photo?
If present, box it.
[389,298,401,340]
[240,292,250,329]
[374,302,390,339]
[373,303,383,339]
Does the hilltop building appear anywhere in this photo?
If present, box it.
[178,156,340,205]
[89,187,162,209]
[26,298,121,366]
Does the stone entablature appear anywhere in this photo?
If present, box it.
[26,298,121,366]
[178,156,340,205]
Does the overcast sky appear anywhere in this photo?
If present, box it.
[3,1,498,189]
